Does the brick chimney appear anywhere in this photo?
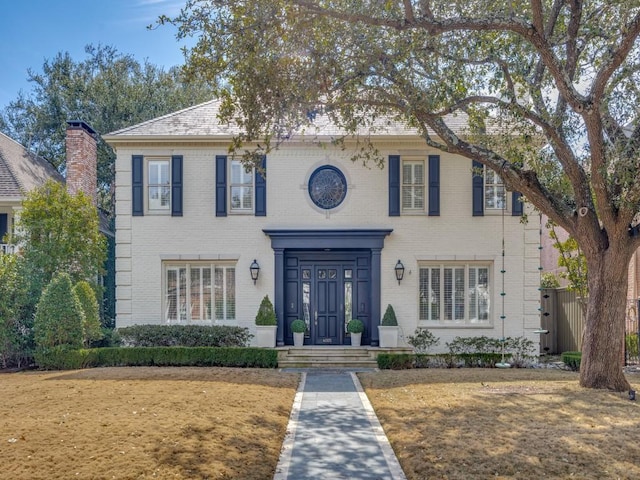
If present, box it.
[65,120,97,205]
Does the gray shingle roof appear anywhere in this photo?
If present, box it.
[0,132,63,199]
[105,99,472,139]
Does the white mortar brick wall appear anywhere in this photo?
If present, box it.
[113,138,541,349]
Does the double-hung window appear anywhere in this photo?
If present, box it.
[402,160,425,212]
[132,155,182,216]
[419,263,490,324]
[148,159,170,211]
[230,160,254,213]
[165,263,236,323]
[484,169,506,210]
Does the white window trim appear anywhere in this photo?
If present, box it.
[229,159,254,214]
[146,157,171,215]
[484,168,507,213]
[163,261,236,324]
[401,157,426,214]
[418,262,493,328]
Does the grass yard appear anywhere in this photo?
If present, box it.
[359,369,640,480]
[2,367,639,479]
[0,367,299,480]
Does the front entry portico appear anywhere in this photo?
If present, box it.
[263,229,392,346]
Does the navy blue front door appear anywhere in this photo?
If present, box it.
[264,229,391,346]
[285,253,370,345]
[308,264,348,344]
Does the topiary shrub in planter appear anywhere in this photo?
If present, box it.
[255,295,277,347]
[291,319,306,347]
[347,319,364,346]
[379,304,399,348]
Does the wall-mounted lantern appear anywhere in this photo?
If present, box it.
[250,259,260,285]
[394,260,405,285]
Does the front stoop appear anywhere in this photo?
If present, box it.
[277,346,413,368]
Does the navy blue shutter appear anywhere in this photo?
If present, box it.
[388,155,400,216]
[472,160,484,217]
[171,155,183,216]
[215,155,227,216]
[255,156,266,216]
[512,191,523,216]
[132,155,144,216]
[428,155,440,216]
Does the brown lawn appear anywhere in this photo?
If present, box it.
[2,367,640,480]
[359,369,640,480]
[0,367,299,480]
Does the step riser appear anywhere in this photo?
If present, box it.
[277,347,412,368]
[279,362,378,368]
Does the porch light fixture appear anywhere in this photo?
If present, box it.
[394,260,405,285]
[250,259,260,285]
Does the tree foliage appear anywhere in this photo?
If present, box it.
[549,222,588,313]
[73,281,103,347]
[34,272,84,352]
[0,254,31,368]
[161,0,640,390]
[0,44,213,213]
[16,180,106,291]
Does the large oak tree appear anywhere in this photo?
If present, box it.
[162,0,640,390]
[0,44,213,214]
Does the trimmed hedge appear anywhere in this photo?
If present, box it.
[561,351,582,371]
[36,346,278,370]
[377,352,509,369]
[117,325,252,347]
[377,353,415,370]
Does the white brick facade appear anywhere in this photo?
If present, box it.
[106,103,541,351]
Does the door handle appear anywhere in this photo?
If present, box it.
[314,310,318,326]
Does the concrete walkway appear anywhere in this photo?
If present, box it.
[274,370,407,480]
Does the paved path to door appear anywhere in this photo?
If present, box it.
[273,370,407,480]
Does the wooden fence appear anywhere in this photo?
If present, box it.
[540,288,640,365]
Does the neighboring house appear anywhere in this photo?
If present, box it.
[0,123,115,318]
[0,131,64,252]
[104,100,541,349]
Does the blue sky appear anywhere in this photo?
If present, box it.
[0,0,190,109]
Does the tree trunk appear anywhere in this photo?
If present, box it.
[579,247,632,391]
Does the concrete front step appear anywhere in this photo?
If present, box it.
[277,346,412,368]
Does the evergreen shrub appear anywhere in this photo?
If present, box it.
[34,273,84,353]
[255,295,277,325]
[73,281,103,347]
[37,346,278,370]
[561,351,582,371]
[117,324,252,347]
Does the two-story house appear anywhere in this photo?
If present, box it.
[104,100,541,349]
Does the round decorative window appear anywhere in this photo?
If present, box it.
[308,165,348,210]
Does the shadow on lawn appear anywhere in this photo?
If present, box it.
[361,370,640,479]
[150,414,287,480]
[43,366,300,388]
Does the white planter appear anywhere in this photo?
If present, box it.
[350,332,362,347]
[255,325,277,348]
[293,332,305,347]
[378,326,399,348]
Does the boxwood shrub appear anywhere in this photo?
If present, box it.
[377,353,415,370]
[117,325,252,347]
[36,346,278,370]
[561,351,582,371]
